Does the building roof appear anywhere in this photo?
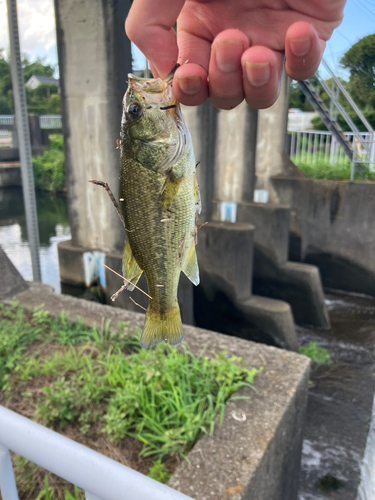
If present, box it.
[26,75,60,88]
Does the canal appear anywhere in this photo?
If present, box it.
[0,184,374,499]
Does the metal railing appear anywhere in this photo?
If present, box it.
[0,115,62,129]
[0,116,15,126]
[0,405,193,500]
[289,129,375,170]
[39,115,62,129]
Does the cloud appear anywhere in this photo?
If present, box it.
[0,0,56,62]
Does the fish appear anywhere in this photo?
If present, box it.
[118,72,201,349]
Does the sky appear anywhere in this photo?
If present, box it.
[0,0,374,80]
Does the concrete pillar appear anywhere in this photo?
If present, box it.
[213,102,258,205]
[255,71,301,202]
[183,101,257,222]
[182,102,217,222]
[55,0,132,253]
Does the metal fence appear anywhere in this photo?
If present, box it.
[0,405,192,500]
[289,129,375,170]
[39,115,62,129]
[0,115,62,129]
[0,116,15,126]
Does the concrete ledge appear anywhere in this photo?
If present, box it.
[7,281,310,500]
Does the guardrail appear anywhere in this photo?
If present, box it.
[0,405,192,500]
[289,129,375,170]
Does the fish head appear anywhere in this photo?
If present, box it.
[121,74,189,173]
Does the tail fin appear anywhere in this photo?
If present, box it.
[141,301,183,349]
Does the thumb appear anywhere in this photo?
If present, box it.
[125,0,186,79]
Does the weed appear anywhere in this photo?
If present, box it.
[299,341,332,365]
[0,301,261,497]
[148,460,172,483]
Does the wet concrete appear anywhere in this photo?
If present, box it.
[298,291,375,500]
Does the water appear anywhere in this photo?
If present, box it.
[298,291,375,500]
[0,187,71,293]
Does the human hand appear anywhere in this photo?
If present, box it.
[126,0,346,110]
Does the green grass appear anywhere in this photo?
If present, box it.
[299,341,332,365]
[0,301,260,497]
[292,154,375,181]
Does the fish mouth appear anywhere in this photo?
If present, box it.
[127,71,177,107]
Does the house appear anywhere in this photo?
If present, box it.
[25,75,60,91]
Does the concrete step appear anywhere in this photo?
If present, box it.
[237,202,330,329]
[196,222,298,350]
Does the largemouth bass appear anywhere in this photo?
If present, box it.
[119,73,201,349]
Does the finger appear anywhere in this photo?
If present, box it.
[125,0,185,79]
[241,46,283,109]
[208,29,249,110]
[285,21,325,81]
[173,63,209,106]
[173,26,211,106]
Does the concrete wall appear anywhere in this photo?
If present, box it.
[273,177,375,296]
[54,0,132,253]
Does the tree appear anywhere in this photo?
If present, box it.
[22,55,55,81]
[0,52,59,114]
[340,33,375,109]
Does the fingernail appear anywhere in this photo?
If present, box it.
[177,76,202,95]
[216,40,244,73]
[245,61,270,87]
[290,37,311,57]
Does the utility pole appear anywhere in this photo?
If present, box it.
[6,0,41,282]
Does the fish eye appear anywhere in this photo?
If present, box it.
[127,102,142,120]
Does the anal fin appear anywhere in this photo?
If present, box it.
[122,239,143,291]
[182,244,200,286]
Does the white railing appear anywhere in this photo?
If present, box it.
[0,115,62,129]
[0,405,192,500]
[39,115,62,129]
[0,116,15,126]
[289,129,375,170]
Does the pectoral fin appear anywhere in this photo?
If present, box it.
[160,174,184,210]
[182,244,200,286]
[122,239,143,291]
